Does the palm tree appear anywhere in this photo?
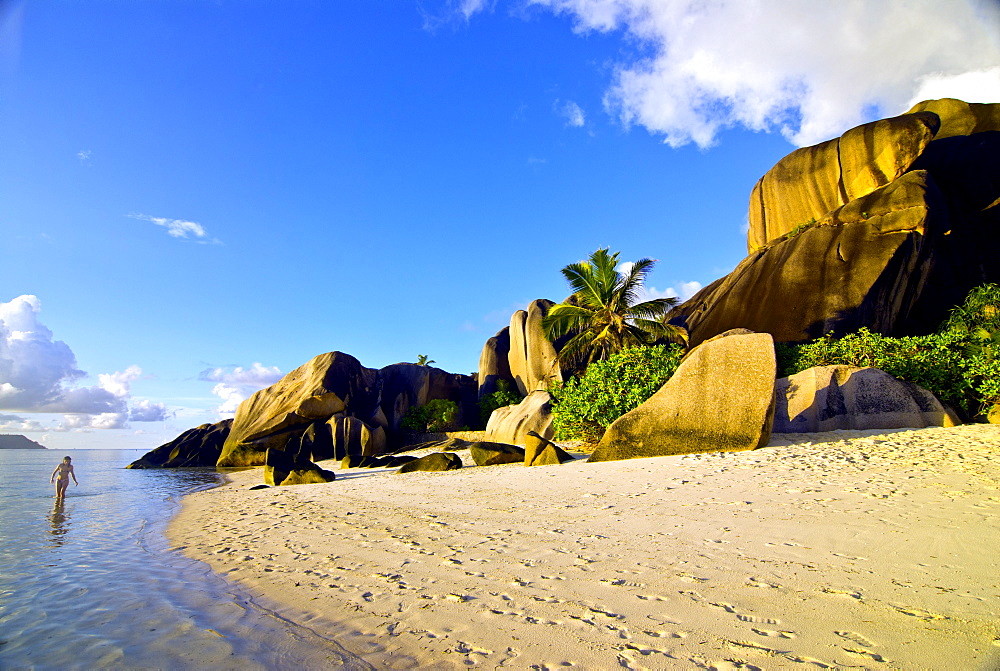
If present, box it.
[416,354,436,366]
[542,248,682,365]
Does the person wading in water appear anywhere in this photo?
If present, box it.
[50,456,78,500]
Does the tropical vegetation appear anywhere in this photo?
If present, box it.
[477,379,523,427]
[400,398,459,432]
[777,283,1000,420]
[549,344,685,441]
[542,248,684,366]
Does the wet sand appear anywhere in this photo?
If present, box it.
[168,425,1000,669]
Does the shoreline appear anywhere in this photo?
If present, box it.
[167,425,1000,669]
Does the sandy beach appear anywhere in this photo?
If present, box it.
[168,425,1000,670]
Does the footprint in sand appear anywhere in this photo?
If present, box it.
[835,631,876,647]
[842,647,887,662]
[746,577,781,589]
[699,660,765,671]
[643,629,687,639]
[751,628,796,639]
[821,587,864,600]
[892,606,947,621]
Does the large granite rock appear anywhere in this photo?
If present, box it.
[264,447,335,486]
[332,415,385,458]
[524,431,574,466]
[477,298,576,408]
[747,111,939,251]
[673,171,944,346]
[484,390,554,446]
[219,352,379,467]
[478,327,513,399]
[128,419,232,469]
[675,99,1000,348]
[397,452,464,473]
[588,331,776,462]
[377,363,478,444]
[469,441,525,466]
[906,98,1000,139]
[773,365,960,432]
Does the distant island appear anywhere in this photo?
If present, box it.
[0,434,47,450]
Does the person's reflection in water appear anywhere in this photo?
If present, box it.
[48,499,70,547]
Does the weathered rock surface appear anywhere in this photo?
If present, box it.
[484,390,554,446]
[907,98,1000,139]
[524,431,574,466]
[674,171,944,345]
[219,352,378,467]
[469,441,525,466]
[589,332,776,463]
[128,419,232,469]
[478,299,564,401]
[773,365,960,432]
[332,416,384,459]
[264,447,335,486]
[377,363,478,444]
[211,352,478,467]
[747,111,939,251]
[478,327,513,399]
[670,99,1000,348]
[397,452,464,473]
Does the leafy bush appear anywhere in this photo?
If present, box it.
[478,379,523,427]
[549,344,684,442]
[779,283,1000,419]
[400,399,460,432]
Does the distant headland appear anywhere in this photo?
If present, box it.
[0,434,47,450]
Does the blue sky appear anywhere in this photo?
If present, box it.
[2,0,998,450]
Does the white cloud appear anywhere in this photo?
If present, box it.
[76,149,91,162]
[491,0,1000,148]
[617,261,702,303]
[129,399,171,422]
[211,383,245,415]
[199,363,284,416]
[0,295,171,427]
[458,0,492,19]
[61,412,129,431]
[909,66,1000,107]
[199,362,283,387]
[128,213,221,243]
[0,413,47,432]
[557,99,586,127]
[98,364,142,398]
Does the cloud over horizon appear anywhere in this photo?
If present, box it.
[199,363,284,415]
[474,0,1000,148]
[0,295,170,429]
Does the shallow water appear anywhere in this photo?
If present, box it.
[0,449,369,670]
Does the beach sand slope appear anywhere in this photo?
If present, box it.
[169,425,1000,669]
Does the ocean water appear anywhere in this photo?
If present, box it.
[0,449,370,670]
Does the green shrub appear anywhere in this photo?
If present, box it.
[779,284,1000,419]
[400,398,460,432]
[478,379,522,427]
[549,344,684,442]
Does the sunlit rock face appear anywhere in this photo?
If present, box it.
[127,419,232,469]
[773,365,960,433]
[214,353,478,467]
[484,390,555,447]
[218,352,379,467]
[477,299,567,400]
[588,331,776,463]
[670,98,1000,347]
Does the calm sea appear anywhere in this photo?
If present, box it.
[0,449,370,670]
